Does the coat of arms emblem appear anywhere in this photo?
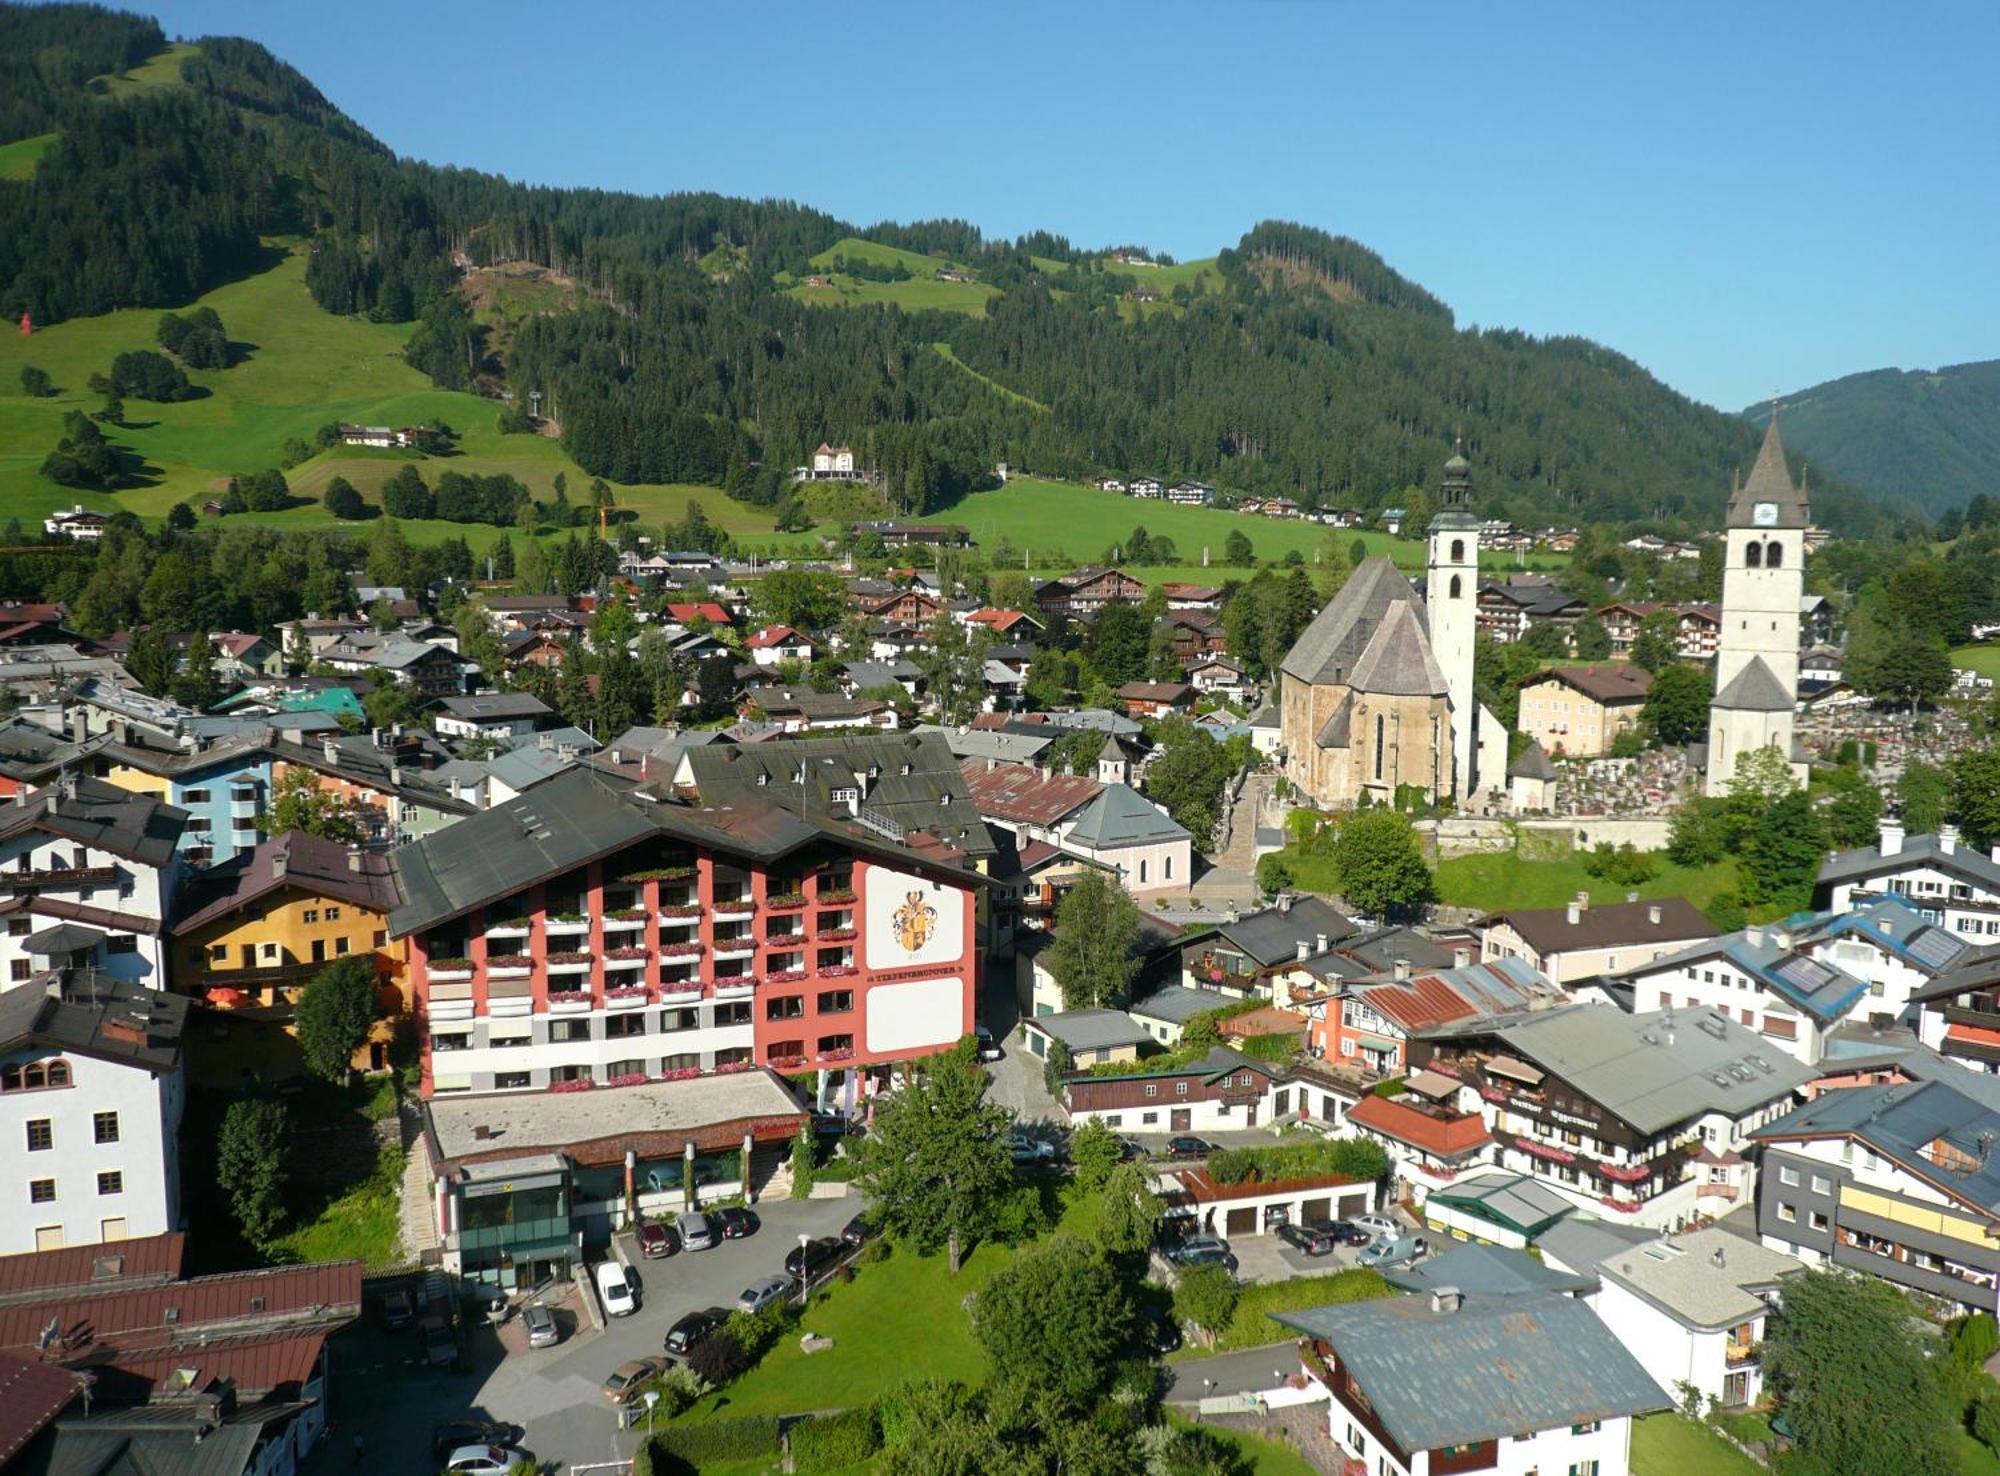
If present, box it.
[891,890,937,953]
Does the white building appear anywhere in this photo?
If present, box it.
[1706,418,1808,795]
[1817,821,2000,941]
[0,777,186,991]
[43,505,110,541]
[0,974,187,1253]
[1426,453,1506,802]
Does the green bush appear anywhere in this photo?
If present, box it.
[790,1407,882,1472]
[649,1414,780,1465]
[1205,1136,1387,1186]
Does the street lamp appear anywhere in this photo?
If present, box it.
[797,1232,812,1307]
[641,1390,660,1435]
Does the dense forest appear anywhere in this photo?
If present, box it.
[0,3,1907,535]
[1749,359,2000,518]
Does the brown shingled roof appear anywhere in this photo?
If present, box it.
[172,831,401,935]
[958,759,1103,826]
[1529,664,1654,705]
[1478,896,1713,956]
[0,1352,84,1462]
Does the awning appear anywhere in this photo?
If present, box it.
[1404,1070,1462,1101]
[1485,1054,1545,1085]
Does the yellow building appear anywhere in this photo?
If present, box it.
[1516,664,1653,759]
[170,831,407,1080]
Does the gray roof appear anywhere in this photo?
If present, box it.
[1591,1227,1803,1332]
[1279,556,1425,685]
[1535,1217,1656,1278]
[1508,740,1557,781]
[1818,831,2000,898]
[1383,1243,1594,1298]
[1065,785,1189,849]
[425,1069,805,1165]
[436,692,552,720]
[1275,1288,1669,1448]
[1216,897,1360,966]
[0,776,187,869]
[1713,656,1793,712]
[1728,416,1811,529]
[0,971,187,1076]
[1127,985,1236,1025]
[485,743,582,794]
[23,1413,265,1476]
[1493,1005,1813,1135]
[1753,1075,2000,1216]
[1346,598,1448,697]
[1038,708,1143,736]
[1026,1008,1153,1052]
[1424,1171,1576,1236]
[920,726,1055,765]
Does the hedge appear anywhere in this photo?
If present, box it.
[647,1415,779,1465]
[790,1407,882,1472]
[1205,1135,1388,1186]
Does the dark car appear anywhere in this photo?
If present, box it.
[1319,1219,1371,1246]
[1167,1136,1214,1160]
[785,1236,845,1281]
[1277,1222,1337,1257]
[1118,1136,1147,1161]
[840,1213,876,1248]
[432,1420,518,1463]
[714,1206,760,1240]
[636,1221,679,1260]
[811,1111,862,1137]
[663,1306,730,1357]
[379,1287,415,1329]
[1143,1314,1183,1355]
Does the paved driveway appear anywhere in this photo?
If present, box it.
[306,1194,862,1475]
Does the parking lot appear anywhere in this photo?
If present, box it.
[304,1194,861,1475]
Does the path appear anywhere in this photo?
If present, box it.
[1163,1341,1298,1403]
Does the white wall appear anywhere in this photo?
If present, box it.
[1590,1280,1761,1406]
[1325,1390,1637,1476]
[0,829,172,991]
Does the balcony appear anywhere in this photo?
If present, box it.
[1724,1342,1761,1366]
[603,909,649,933]
[714,938,756,961]
[714,975,757,1000]
[547,989,592,1014]
[815,926,857,944]
[658,906,701,928]
[765,926,806,947]
[765,892,807,913]
[660,940,704,961]
[485,918,530,940]
[713,898,755,923]
[659,977,702,1004]
[486,956,533,978]
[546,950,593,976]
[604,985,650,1011]
[545,913,591,936]
[0,865,117,893]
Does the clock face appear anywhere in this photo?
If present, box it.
[1752,501,1778,527]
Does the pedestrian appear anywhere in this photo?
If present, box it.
[352,1433,364,1468]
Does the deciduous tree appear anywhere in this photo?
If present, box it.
[1331,809,1435,918]
[261,767,363,844]
[216,1097,292,1245]
[973,1234,1133,1410]
[1045,870,1142,1009]
[295,956,379,1082]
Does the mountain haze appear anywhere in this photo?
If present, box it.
[1746,360,2000,518]
[0,3,1895,535]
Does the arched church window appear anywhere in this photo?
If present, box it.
[1766,541,1783,568]
[1449,575,1462,599]
[1374,714,1385,782]
[1746,542,1762,568]
[1451,539,1465,564]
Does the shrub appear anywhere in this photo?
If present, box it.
[648,1414,780,1465]
[1204,1136,1387,1186]
[649,1363,708,1417]
[790,1407,881,1472]
[685,1330,748,1386]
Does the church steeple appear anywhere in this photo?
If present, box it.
[1727,413,1810,529]
[1432,438,1478,531]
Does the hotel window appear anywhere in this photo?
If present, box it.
[107,935,136,955]
[1810,1210,1829,1232]
[767,995,805,1021]
[303,910,319,924]
[1810,1175,1831,1195]
[817,990,854,1014]
[495,1072,530,1090]
[605,1014,646,1039]
[607,1058,644,1078]
[550,1020,591,1043]
[183,788,211,804]
[714,1001,752,1027]
[97,1171,122,1195]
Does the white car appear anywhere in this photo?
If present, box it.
[445,1444,532,1475]
[1354,1213,1401,1240]
[737,1273,792,1315]
[594,1260,637,1318]
[1005,1131,1057,1164]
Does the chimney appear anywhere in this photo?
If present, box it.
[1566,900,1583,926]
[1880,818,1904,856]
[1429,1286,1462,1315]
[985,757,996,773]
[388,763,403,787]
[347,843,362,874]
[1941,824,1960,856]
[1316,933,1329,954]
[1278,894,1293,915]
[1647,904,1662,926]
[322,737,338,764]
[1296,940,1310,962]
[472,1124,491,1141]
[1453,945,1473,969]
[69,708,87,743]
[1625,890,1639,903]
[538,732,553,750]
[272,848,286,881]
[1394,958,1412,982]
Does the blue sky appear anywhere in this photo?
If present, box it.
[141,0,1998,411]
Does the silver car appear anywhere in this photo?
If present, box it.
[521,1300,559,1348]
[677,1210,717,1251]
[736,1273,791,1315]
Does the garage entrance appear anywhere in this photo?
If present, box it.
[1300,1196,1331,1223]
[1225,1206,1257,1236]
[1170,1108,1191,1131]
[1337,1192,1370,1220]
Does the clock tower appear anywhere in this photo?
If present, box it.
[1426,446,1482,800]
[1705,415,1809,796]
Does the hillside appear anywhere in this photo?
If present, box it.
[0,2,1893,542]
[1747,360,2000,517]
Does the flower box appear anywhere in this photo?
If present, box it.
[548,988,591,1003]
[1598,1194,1644,1214]
[765,892,807,909]
[815,927,857,943]
[546,950,593,965]
[818,889,856,904]
[659,1066,703,1082]
[607,1072,649,1088]
[766,969,807,984]
[820,1048,855,1063]
[605,985,650,1001]
[427,957,473,973]
[661,941,704,959]
[608,906,649,921]
[714,1060,755,1074]
[549,912,589,925]
[549,1077,596,1093]
[621,865,694,883]
[487,957,533,973]
[658,904,702,920]
[769,1055,807,1071]
[819,965,858,978]
[605,946,650,962]
[1597,1159,1655,1184]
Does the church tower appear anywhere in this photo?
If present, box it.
[1705,416,1809,796]
[1426,446,1482,798]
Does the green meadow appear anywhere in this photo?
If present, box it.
[784,237,999,316]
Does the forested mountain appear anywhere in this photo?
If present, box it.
[1746,361,2000,520]
[0,3,1898,534]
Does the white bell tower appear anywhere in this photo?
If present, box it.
[1426,446,1481,799]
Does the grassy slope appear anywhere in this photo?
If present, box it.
[931,343,1048,411]
[0,131,57,180]
[94,41,198,98]
[0,249,777,546]
[1630,1414,1761,1476]
[1434,851,1741,914]
[786,236,998,317]
[1952,645,2000,679]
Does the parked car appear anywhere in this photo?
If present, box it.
[431,1421,517,1463]
[601,1356,666,1404]
[974,1024,1004,1062]
[443,1445,532,1475]
[737,1273,792,1315]
[1356,1234,1429,1269]
[636,1221,679,1260]
[1167,1136,1214,1160]
[1318,1219,1372,1247]
[676,1210,718,1252]
[839,1213,876,1248]
[812,1110,862,1137]
[594,1260,638,1317]
[1005,1131,1058,1164]
[1277,1222,1337,1257]
[785,1236,846,1281]
[1118,1136,1148,1161]
[379,1287,415,1329]
[1169,1235,1238,1273]
[664,1307,729,1357]
[521,1300,560,1348]
[1143,1313,1183,1354]
[1354,1213,1401,1240]
[714,1206,759,1240]
[420,1318,456,1368]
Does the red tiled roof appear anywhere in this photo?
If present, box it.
[0,1352,84,1462]
[1346,1093,1492,1158]
[958,759,1102,826]
[0,1233,183,1304]
[1354,975,1482,1035]
[109,1327,333,1399]
[746,625,804,649]
[667,602,733,625]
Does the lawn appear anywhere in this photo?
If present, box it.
[1434,849,1743,915]
[1173,1268,1391,1356]
[786,237,999,316]
[0,131,57,181]
[267,1143,406,1269]
[93,41,198,98]
[0,247,781,545]
[1952,646,2000,680]
[1163,1414,1320,1475]
[1630,1413,1762,1476]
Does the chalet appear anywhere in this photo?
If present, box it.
[1060,1046,1284,1132]
[41,505,109,541]
[432,692,554,741]
[1478,894,1715,986]
[851,520,970,549]
[1259,497,1302,518]
[317,632,470,698]
[745,690,899,733]
[1034,567,1145,623]
[1158,612,1227,663]
[1816,821,2000,941]
[1095,477,1127,493]
[746,625,816,667]
[1185,655,1249,703]
[1379,507,1407,535]
[1166,481,1215,506]
[664,601,735,629]
[859,588,945,626]
[1129,477,1164,500]
[1159,582,1224,612]
[1305,955,1554,1079]
[1516,663,1653,758]
[209,630,283,681]
[960,758,1190,893]
[962,607,1042,640]
[1115,681,1194,719]
[934,267,976,283]
[1474,577,1589,645]
[336,424,418,448]
[500,631,569,672]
